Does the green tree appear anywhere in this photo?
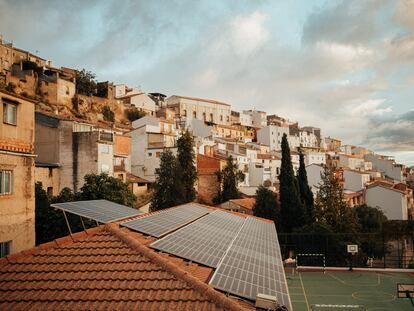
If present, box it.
[213,155,244,204]
[75,69,97,96]
[125,107,146,122]
[79,173,136,207]
[354,204,388,258]
[279,133,304,232]
[297,151,314,224]
[253,185,279,222]
[314,165,359,233]
[102,105,115,122]
[176,130,197,202]
[35,182,69,244]
[150,149,184,211]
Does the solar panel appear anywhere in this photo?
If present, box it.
[150,210,245,267]
[121,203,210,237]
[51,199,143,223]
[209,218,292,310]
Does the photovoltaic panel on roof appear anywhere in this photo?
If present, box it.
[150,210,245,267]
[51,200,143,223]
[209,218,292,310]
[121,203,210,237]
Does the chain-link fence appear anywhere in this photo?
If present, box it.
[278,232,414,269]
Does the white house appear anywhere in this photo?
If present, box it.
[166,95,232,125]
[257,125,289,150]
[243,110,267,128]
[338,154,365,170]
[130,116,178,182]
[364,153,405,182]
[343,169,371,192]
[306,164,324,194]
[299,130,318,148]
[239,112,253,127]
[303,150,326,166]
[365,181,413,220]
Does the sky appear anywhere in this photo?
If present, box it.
[0,0,413,166]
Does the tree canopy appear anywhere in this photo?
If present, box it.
[279,133,304,232]
[213,155,244,204]
[176,130,197,202]
[80,173,136,207]
[296,151,314,224]
[314,165,359,233]
[150,149,184,211]
[253,185,279,222]
[75,69,97,96]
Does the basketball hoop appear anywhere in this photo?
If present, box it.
[347,245,358,271]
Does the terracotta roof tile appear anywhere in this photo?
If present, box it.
[0,225,247,311]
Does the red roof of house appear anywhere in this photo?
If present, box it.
[0,224,248,311]
[228,198,256,210]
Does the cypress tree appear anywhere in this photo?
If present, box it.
[314,165,359,233]
[253,185,279,222]
[279,133,304,232]
[150,149,184,211]
[213,155,244,204]
[176,130,197,203]
[297,151,315,224]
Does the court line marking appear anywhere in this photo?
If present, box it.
[299,272,311,311]
[327,272,381,287]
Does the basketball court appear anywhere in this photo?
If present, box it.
[287,270,414,311]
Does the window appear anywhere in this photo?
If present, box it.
[210,113,213,122]
[203,112,206,121]
[0,241,11,258]
[3,100,17,125]
[193,111,197,118]
[0,170,12,195]
[220,115,223,122]
[156,152,161,158]
[148,152,153,157]
[47,187,53,196]
[183,109,187,117]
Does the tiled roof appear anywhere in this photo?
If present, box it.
[0,225,247,311]
[228,198,256,210]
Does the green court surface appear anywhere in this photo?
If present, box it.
[287,271,414,311]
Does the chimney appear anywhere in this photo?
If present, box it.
[48,60,52,67]
[0,34,3,45]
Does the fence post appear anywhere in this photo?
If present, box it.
[382,230,386,269]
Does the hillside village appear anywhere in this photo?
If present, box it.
[1,37,414,258]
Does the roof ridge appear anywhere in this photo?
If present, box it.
[105,223,245,311]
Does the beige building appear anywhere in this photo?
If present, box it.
[0,90,36,256]
[35,163,60,197]
[167,95,231,125]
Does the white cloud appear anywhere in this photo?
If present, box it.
[349,99,392,117]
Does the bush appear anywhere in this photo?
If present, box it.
[5,82,16,93]
[126,107,146,122]
[102,105,115,122]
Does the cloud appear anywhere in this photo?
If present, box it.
[0,0,413,165]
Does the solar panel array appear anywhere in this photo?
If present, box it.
[51,200,143,223]
[209,218,291,309]
[121,203,209,237]
[150,210,244,267]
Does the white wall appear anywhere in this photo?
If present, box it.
[130,93,157,116]
[364,154,404,182]
[306,164,324,194]
[343,170,370,192]
[257,125,289,151]
[365,186,407,220]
